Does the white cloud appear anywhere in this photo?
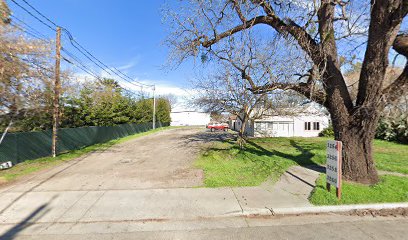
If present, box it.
[68,60,201,111]
[115,57,141,71]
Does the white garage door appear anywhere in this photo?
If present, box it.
[255,121,294,137]
[272,122,294,137]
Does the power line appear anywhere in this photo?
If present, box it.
[61,28,154,88]
[10,0,155,91]
[19,0,58,28]
[9,19,102,84]
[61,48,94,73]
[61,56,101,80]
[11,15,50,39]
[61,48,145,94]
[9,21,43,40]
[9,21,51,45]
[8,15,102,84]
[9,0,56,31]
[61,28,154,89]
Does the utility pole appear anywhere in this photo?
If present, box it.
[153,85,156,129]
[52,27,61,157]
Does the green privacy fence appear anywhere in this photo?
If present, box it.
[0,122,169,164]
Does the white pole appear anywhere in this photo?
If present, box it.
[153,85,156,129]
[0,120,12,145]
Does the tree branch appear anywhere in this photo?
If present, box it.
[250,81,327,107]
[356,0,408,107]
[251,0,321,61]
[382,63,408,106]
[211,51,257,88]
[231,0,247,23]
[200,16,269,48]
[382,34,408,106]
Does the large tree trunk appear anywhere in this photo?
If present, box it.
[331,108,380,184]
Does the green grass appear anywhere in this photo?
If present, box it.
[195,140,300,187]
[373,140,408,174]
[195,137,408,187]
[252,137,408,174]
[310,174,408,205]
[0,126,174,183]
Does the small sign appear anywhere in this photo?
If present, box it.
[326,140,342,199]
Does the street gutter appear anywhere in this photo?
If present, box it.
[233,203,408,217]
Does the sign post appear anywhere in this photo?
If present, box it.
[326,140,342,200]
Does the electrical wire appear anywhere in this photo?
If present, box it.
[19,0,58,28]
[10,0,155,92]
[11,15,50,39]
[61,28,154,88]
[9,0,56,31]
[9,21,50,43]
[61,56,101,80]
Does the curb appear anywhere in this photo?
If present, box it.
[237,203,408,217]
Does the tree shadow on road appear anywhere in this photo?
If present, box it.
[181,130,236,145]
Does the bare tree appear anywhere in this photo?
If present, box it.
[0,0,10,24]
[193,66,272,148]
[0,23,55,131]
[160,93,179,109]
[165,0,408,184]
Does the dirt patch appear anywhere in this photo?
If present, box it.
[0,176,7,185]
[344,207,408,217]
[0,127,222,192]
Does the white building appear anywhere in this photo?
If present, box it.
[170,111,211,126]
[232,103,330,137]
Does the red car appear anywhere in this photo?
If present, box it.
[206,123,229,132]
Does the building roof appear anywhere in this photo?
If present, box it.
[253,102,329,118]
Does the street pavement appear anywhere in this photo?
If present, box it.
[1,214,406,239]
[0,128,406,239]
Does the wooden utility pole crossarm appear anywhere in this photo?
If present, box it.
[52,27,61,157]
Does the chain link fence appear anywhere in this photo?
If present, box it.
[0,122,169,164]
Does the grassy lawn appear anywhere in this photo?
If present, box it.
[195,141,294,187]
[0,126,173,184]
[195,137,408,190]
[310,174,408,205]
[254,137,408,174]
[373,140,408,174]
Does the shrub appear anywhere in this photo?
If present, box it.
[319,125,334,137]
[375,118,408,144]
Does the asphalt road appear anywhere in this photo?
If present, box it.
[1,214,407,240]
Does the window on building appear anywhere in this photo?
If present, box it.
[313,122,320,130]
[304,122,311,131]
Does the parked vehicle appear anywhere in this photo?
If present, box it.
[206,122,229,132]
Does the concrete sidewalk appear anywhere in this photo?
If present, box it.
[1,164,407,238]
[0,165,319,224]
[232,165,320,214]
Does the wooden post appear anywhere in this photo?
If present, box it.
[337,148,342,200]
[52,27,61,157]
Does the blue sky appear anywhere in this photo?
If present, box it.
[8,0,195,98]
[8,0,408,102]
